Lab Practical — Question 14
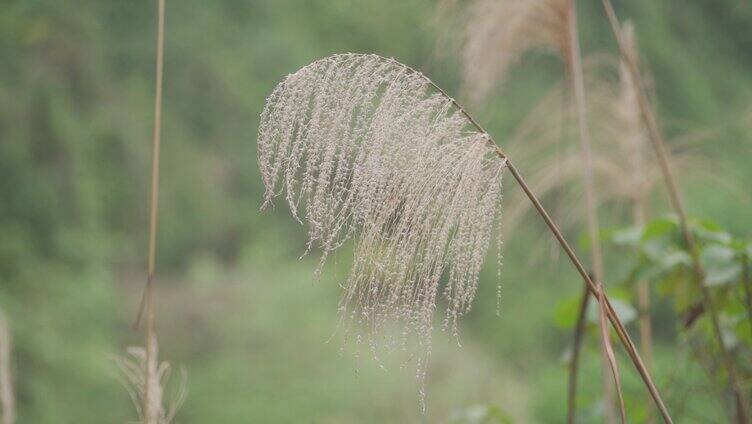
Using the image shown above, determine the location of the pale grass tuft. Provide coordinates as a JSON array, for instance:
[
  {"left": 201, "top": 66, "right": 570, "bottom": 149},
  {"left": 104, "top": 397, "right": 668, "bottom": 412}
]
[
  {"left": 114, "top": 335, "right": 186, "bottom": 424},
  {"left": 258, "top": 53, "right": 507, "bottom": 398},
  {"left": 501, "top": 55, "right": 723, "bottom": 239},
  {"left": 461, "top": 0, "right": 569, "bottom": 104}
]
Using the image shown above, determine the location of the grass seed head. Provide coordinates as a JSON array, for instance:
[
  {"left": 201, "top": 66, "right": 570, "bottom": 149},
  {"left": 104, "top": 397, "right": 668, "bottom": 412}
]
[{"left": 258, "top": 53, "right": 507, "bottom": 400}]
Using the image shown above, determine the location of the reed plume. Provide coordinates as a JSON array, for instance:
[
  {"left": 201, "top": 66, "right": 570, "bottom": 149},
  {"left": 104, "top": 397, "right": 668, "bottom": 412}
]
[
  {"left": 258, "top": 53, "right": 671, "bottom": 421},
  {"left": 259, "top": 53, "right": 506, "bottom": 396},
  {"left": 461, "top": 0, "right": 569, "bottom": 105}
]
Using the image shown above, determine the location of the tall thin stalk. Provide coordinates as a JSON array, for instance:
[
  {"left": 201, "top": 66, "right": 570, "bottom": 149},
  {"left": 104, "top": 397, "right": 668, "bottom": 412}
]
[
  {"left": 633, "top": 177, "right": 656, "bottom": 421},
  {"left": 137, "top": 0, "right": 166, "bottom": 423},
  {"left": 742, "top": 254, "right": 752, "bottom": 350},
  {"left": 619, "top": 24, "right": 655, "bottom": 417},
  {"left": 566, "top": 0, "right": 603, "bottom": 288},
  {"left": 565, "top": 1, "right": 615, "bottom": 421},
  {"left": 600, "top": 2, "right": 749, "bottom": 422},
  {"left": 566, "top": 285, "right": 589, "bottom": 424},
  {"left": 597, "top": 283, "right": 627, "bottom": 424}
]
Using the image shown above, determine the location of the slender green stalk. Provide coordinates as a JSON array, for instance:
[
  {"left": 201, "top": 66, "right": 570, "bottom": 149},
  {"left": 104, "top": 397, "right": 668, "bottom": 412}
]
[
  {"left": 633, "top": 195, "right": 655, "bottom": 422},
  {"left": 566, "top": 1, "right": 614, "bottom": 421},
  {"left": 742, "top": 255, "right": 752, "bottom": 346},
  {"left": 141, "top": 0, "right": 165, "bottom": 423},
  {"left": 567, "top": 0, "right": 604, "bottom": 285},
  {"left": 566, "top": 285, "right": 589, "bottom": 424},
  {"left": 600, "top": 2, "right": 749, "bottom": 421}
]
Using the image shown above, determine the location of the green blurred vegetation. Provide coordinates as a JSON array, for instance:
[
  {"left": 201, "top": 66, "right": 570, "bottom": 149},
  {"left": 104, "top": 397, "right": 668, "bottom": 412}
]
[{"left": 1, "top": 0, "right": 751, "bottom": 422}]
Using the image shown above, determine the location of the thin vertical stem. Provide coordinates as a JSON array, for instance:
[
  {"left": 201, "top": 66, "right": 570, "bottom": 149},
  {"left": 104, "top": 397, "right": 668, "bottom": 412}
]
[
  {"left": 634, "top": 196, "right": 656, "bottom": 421},
  {"left": 566, "top": 1, "right": 614, "bottom": 421},
  {"left": 567, "top": 0, "right": 604, "bottom": 285},
  {"left": 142, "top": 0, "right": 165, "bottom": 423},
  {"left": 501, "top": 156, "right": 673, "bottom": 424},
  {"left": 567, "top": 285, "right": 589, "bottom": 424},
  {"left": 742, "top": 255, "right": 752, "bottom": 346},
  {"left": 600, "top": 2, "right": 749, "bottom": 421}
]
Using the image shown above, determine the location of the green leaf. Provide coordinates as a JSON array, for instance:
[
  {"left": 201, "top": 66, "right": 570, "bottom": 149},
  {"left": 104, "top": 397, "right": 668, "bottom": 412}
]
[
  {"left": 611, "top": 226, "right": 642, "bottom": 248},
  {"left": 657, "top": 270, "right": 698, "bottom": 312},
  {"left": 607, "top": 298, "right": 637, "bottom": 325},
  {"left": 641, "top": 217, "right": 678, "bottom": 241},
  {"left": 701, "top": 244, "right": 741, "bottom": 286},
  {"left": 634, "top": 250, "right": 690, "bottom": 283},
  {"left": 692, "top": 218, "right": 733, "bottom": 244},
  {"left": 641, "top": 238, "right": 682, "bottom": 262},
  {"left": 584, "top": 296, "right": 636, "bottom": 326},
  {"left": 662, "top": 251, "right": 693, "bottom": 269},
  {"left": 554, "top": 295, "right": 584, "bottom": 329}
]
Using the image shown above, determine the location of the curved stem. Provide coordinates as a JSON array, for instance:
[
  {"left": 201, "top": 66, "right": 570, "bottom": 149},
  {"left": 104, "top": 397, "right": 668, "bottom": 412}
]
[
  {"left": 403, "top": 56, "right": 672, "bottom": 423},
  {"left": 503, "top": 158, "right": 673, "bottom": 424}
]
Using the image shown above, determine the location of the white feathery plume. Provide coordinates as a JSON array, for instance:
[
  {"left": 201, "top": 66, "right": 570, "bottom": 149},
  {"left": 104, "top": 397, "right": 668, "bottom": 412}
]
[
  {"left": 461, "top": 0, "right": 569, "bottom": 104},
  {"left": 258, "top": 53, "right": 507, "bottom": 400}
]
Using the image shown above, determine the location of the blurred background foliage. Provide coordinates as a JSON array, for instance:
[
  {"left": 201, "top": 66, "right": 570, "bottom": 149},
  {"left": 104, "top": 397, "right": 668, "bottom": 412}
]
[{"left": 1, "top": 0, "right": 751, "bottom": 422}]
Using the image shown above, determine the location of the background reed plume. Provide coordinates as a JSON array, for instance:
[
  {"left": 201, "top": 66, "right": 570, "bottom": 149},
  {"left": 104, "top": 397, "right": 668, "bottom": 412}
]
[
  {"left": 453, "top": 1, "right": 616, "bottom": 419},
  {"left": 259, "top": 53, "right": 506, "bottom": 399},
  {"left": 460, "top": 0, "right": 569, "bottom": 105}
]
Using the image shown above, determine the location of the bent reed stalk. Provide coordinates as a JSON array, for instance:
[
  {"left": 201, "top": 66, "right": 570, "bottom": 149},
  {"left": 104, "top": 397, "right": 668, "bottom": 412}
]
[
  {"left": 600, "top": 2, "right": 749, "bottom": 422},
  {"left": 597, "top": 283, "right": 627, "bottom": 424},
  {"left": 258, "top": 53, "right": 672, "bottom": 422}
]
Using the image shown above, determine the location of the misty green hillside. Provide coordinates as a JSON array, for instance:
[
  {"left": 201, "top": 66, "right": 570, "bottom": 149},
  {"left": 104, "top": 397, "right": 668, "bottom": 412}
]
[{"left": 1, "top": 1, "right": 751, "bottom": 422}]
